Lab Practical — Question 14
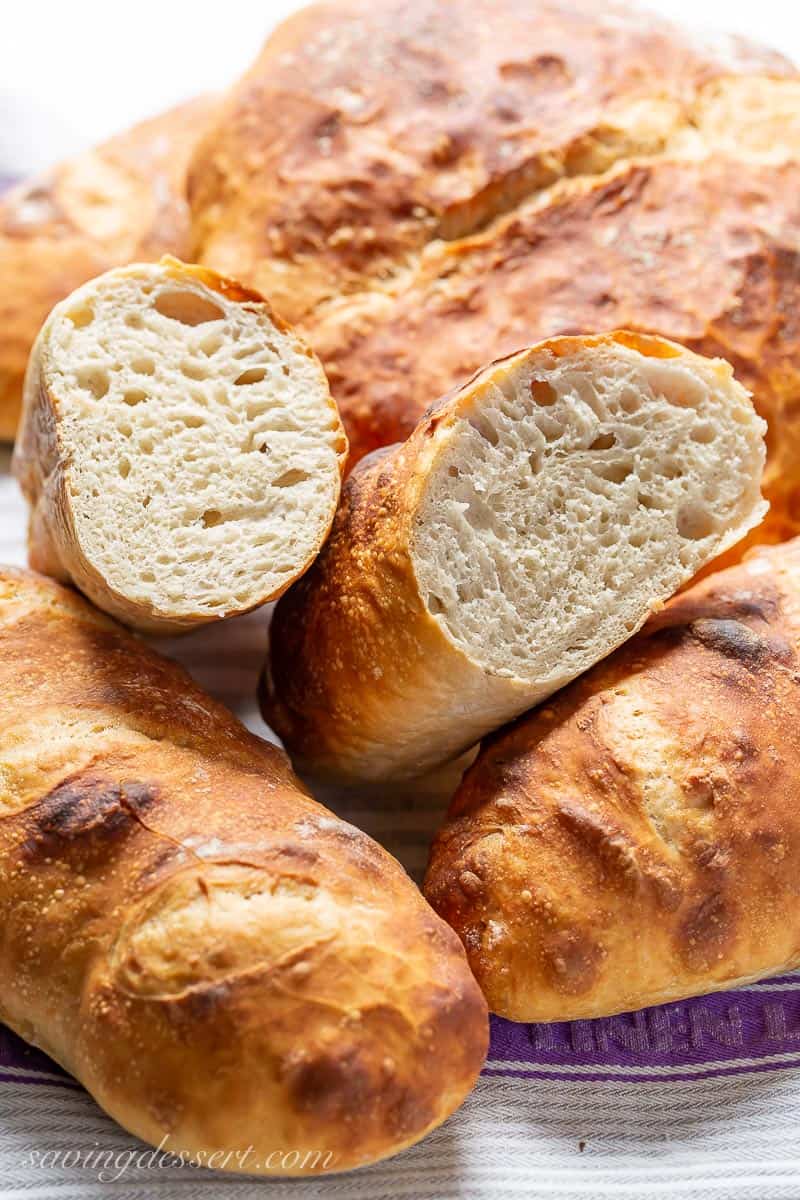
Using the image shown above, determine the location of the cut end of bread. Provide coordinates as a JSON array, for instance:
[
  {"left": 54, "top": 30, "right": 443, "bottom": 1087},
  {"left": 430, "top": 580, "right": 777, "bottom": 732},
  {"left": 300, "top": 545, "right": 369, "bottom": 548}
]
[
  {"left": 411, "top": 332, "right": 767, "bottom": 687},
  {"left": 23, "top": 259, "right": 347, "bottom": 631}
]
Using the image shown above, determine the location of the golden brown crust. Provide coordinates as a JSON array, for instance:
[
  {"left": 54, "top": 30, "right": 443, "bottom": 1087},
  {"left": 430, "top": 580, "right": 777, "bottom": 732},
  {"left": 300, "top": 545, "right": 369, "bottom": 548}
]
[
  {"left": 0, "top": 96, "right": 216, "bottom": 441},
  {"left": 263, "top": 331, "right": 765, "bottom": 782},
  {"left": 424, "top": 538, "right": 800, "bottom": 1021},
  {"left": 311, "top": 154, "right": 800, "bottom": 555},
  {"left": 0, "top": 567, "right": 487, "bottom": 1172},
  {"left": 188, "top": 0, "right": 794, "bottom": 325}
]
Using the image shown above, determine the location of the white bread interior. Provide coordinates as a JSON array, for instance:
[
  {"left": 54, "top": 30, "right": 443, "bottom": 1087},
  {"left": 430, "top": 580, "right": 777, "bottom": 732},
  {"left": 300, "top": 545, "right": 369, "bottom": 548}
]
[
  {"left": 19, "top": 261, "right": 346, "bottom": 631},
  {"left": 412, "top": 336, "right": 768, "bottom": 690}
]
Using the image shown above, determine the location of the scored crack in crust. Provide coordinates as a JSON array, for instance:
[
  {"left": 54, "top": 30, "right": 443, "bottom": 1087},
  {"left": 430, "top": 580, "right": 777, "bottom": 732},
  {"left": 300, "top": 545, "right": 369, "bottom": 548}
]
[{"left": 188, "top": 0, "right": 800, "bottom": 555}]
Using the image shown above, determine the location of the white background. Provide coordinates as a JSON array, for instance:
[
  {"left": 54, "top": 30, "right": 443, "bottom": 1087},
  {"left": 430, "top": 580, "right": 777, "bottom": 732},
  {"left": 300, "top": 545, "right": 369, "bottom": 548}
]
[{"left": 3, "top": 0, "right": 800, "bottom": 175}]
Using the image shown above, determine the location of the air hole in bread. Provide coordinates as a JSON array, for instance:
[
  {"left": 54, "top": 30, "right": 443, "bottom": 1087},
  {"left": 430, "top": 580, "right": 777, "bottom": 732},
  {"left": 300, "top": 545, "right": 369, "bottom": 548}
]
[
  {"left": 235, "top": 367, "right": 268, "bottom": 386},
  {"left": 154, "top": 290, "right": 225, "bottom": 326},
  {"left": 132, "top": 357, "right": 155, "bottom": 376},
  {"left": 537, "top": 414, "right": 562, "bottom": 442},
  {"left": 593, "top": 459, "right": 633, "bottom": 484},
  {"left": 691, "top": 422, "right": 715, "bottom": 444},
  {"left": 181, "top": 360, "right": 208, "bottom": 381},
  {"left": 677, "top": 502, "right": 714, "bottom": 539},
  {"left": 273, "top": 469, "right": 310, "bottom": 488},
  {"left": 123, "top": 389, "right": 147, "bottom": 407},
  {"left": 590, "top": 432, "right": 617, "bottom": 450},
  {"left": 530, "top": 380, "right": 557, "bottom": 406},
  {"left": 67, "top": 305, "right": 94, "bottom": 329},
  {"left": 118, "top": 458, "right": 131, "bottom": 479},
  {"left": 76, "top": 367, "right": 109, "bottom": 400},
  {"left": 202, "top": 509, "right": 223, "bottom": 528},
  {"left": 199, "top": 333, "right": 224, "bottom": 357},
  {"left": 469, "top": 415, "right": 499, "bottom": 446},
  {"left": 620, "top": 391, "right": 642, "bottom": 414}
]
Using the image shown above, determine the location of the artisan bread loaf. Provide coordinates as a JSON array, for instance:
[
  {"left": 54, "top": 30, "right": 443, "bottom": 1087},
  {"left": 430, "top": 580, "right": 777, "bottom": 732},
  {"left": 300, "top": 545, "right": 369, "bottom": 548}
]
[
  {"left": 186, "top": 0, "right": 800, "bottom": 564},
  {"left": 0, "top": 566, "right": 487, "bottom": 1173},
  {"left": 263, "top": 332, "right": 766, "bottom": 782},
  {"left": 425, "top": 538, "right": 800, "bottom": 1021},
  {"left": 188, "top": 0, "right": 793, "bottom": 325},
  {"left": 310, "top": 155, "right": 800, "bottom": 561},
  {"left": 0, "top": 96, "right": 215, "bottom": 441},
  {"left": 13, "top": 258, "right": 347, "bottom": 634}
]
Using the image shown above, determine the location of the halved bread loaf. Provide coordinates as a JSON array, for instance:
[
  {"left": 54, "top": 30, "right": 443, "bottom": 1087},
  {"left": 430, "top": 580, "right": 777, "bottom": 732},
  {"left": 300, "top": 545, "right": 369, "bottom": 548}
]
[
  {"left": 424, "top": 538, "right": 800, "bottom": 1020},
  {"left": 264, "top": 332, "right": 767, "bottom": 782},
  {"left": 13, "top": 258, "right": 347, "bottom": 634}
]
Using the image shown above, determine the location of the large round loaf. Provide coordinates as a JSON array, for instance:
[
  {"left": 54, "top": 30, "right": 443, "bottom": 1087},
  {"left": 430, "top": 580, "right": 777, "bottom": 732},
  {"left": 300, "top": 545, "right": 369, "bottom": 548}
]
[
  {"left": 264, "top": 332, "right": 766, "bottom": 782},
  {"left": 425, "top": 538, "right": 800, "bottom": 1021},
  {"left": 187, "top": 0, "right": 800, "bottom": 556},
  {"left": 0, "top": 567, "right": 487, "bottom": 1174}
]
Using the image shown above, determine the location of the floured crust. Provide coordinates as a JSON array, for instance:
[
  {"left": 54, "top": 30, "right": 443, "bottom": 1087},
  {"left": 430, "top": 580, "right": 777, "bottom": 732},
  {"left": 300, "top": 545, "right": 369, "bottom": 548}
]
[
  {"left": 0, "top": 96, "right": 216, "bottom": 441},
  {"left": 0, "top": 566, "right": 488, "bottom": 1173},
  {"left": 424, "top": 537, "right": 800, "bottom": 1020}
]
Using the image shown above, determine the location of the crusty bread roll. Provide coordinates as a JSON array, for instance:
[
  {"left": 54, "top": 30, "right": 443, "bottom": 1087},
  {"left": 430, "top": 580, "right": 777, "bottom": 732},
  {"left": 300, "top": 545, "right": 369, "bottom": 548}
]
[
  {"left": 0, "top": 566, "right": 487, "bottom": 1174},
  {"left": 425, "top": 537, "right": 800, "bottom": 1021},
  {"left": 0, "top": 96, "right": 215, "bottom": 441},
  {"left": 13, "top": 258, "right": 347, "bottom": 635},
  {"left": 263, "top": 332, "right": 767, "bottom": 782}
]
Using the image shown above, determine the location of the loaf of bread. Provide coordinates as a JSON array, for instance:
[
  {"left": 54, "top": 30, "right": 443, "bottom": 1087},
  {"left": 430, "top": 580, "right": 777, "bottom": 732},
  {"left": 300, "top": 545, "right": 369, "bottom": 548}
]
[
  {"left": 0, "top": 566, "right": 487, "bottom": 1173},
  {"left": 311, "top": 155, "right": 800, "bottom": 562},
  {"left": 425, "top": 538, "right": 800, "bottom": 1021},
  {"left": 186, "top": 0, "right": 800, "bottom": 558},
  {"left": 13, "top": 258, "right": 347, "bottom": 634},
  {"left": 0, "top": 96, "right": 215, "bottom": 441},
  {"left": 263, "top": 332, "right": 766, "bottom": 782},
  {"left": 188, "top": 0, "right": 793, "bottom": 326}
]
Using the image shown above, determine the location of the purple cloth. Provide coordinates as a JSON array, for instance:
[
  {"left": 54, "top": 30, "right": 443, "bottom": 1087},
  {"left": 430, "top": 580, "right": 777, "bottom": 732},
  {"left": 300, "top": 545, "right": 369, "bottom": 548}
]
[{"left": 4, "top": 975, "right": 800, "bottom": 1089}]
